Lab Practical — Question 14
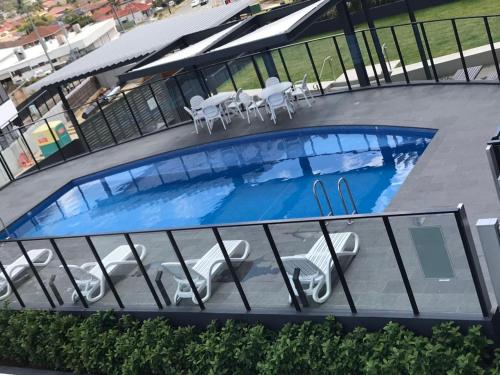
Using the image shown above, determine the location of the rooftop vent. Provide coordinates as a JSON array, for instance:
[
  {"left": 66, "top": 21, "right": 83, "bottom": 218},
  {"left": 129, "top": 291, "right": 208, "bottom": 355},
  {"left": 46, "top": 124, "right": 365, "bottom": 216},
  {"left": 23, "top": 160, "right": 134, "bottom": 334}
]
[{"left": 13, "top": 47, "right": 25, "bottom": 61}]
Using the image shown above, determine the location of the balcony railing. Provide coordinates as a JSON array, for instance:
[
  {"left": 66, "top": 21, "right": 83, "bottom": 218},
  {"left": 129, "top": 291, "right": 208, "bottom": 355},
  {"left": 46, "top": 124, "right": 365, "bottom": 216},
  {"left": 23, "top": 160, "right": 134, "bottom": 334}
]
[
  {"left": 1, "top": 14, "right": 500, "bottom": 190},
  {"left": 0, "top": 204, "right": 491, "bottom": 320}
]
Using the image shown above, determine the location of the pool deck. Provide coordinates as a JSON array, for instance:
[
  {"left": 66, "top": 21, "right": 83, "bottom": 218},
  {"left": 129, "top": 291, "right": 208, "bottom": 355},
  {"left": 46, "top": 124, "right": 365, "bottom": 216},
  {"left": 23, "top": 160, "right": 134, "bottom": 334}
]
[
  {"left": 1, "top": 84, "right": 500, "bottom": 314},
  {"left": 2, "top": 84, "right": 499, "bottom": 235}
]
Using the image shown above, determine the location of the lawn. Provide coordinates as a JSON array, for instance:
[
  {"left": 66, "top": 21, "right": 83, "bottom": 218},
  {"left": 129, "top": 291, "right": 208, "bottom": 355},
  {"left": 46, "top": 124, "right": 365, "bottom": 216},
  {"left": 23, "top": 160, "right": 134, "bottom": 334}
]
[{"left": 215, "top": 0, "right": 500, "bottom": 91}]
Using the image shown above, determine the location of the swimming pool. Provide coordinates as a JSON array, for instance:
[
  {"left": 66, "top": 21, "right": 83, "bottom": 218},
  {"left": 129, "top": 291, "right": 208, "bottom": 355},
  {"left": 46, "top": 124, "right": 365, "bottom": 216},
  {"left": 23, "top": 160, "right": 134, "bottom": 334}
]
[{"left": 6, "top": 126, "right": 435, "bottom": 238}]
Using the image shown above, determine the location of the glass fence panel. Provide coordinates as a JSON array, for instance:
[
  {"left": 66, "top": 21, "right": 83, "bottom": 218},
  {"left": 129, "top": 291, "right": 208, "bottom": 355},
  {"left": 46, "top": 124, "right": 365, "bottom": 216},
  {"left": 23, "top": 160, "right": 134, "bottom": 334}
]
[
  {"left": 203, "top": 64, "right": 235, "bottom": 94},
  {"left": 56, "top": 237, "right": 118, "bottom": 309},
  {"left": 267, "top": 221, "right": 351, "bottom": 312},
  {"left": 0, "top": 160, "right": 10, "bottom": 188},
  {"left": 308, "top": 38, "right": 342, "bottom": 94},
  {"left": 332, "top": 35, "right": 358, "bottom": 89},
  {"left": 279, "top": 44, "right": 315, "bottom": 85},
  {"left": 21, "top": 239, "right": 75, "bottom": 307},
  {"left": 75, "top": 101, "right": 117, "bottom": 152},
  {"left": 485, "top": 15, "right": 500, "bottom": 81},
  {"left": 124, "top": 86, "right": 166, "bottom": 135},
  {"left": 369, "top": 26, "right": 406, "bottom": 84},
  {"left": 169, "top": 228, "right": 246, "bottom": 311},
  {"left": 127, "top": 232, "right": 183, "bottom": 310},
  {"left": 324, "top": 217, "right": 412, "bottom": 313},
  {"left": 228, "top": 57, "right": 262, "bottom": 91},
  {"left": 43, "top": 111, "right": 86, "bottom": 162},
  {"left": 99, "top": 92, "right": 141, "bottom": 142},
  {"left": 455, "top": 18, "right": 490, "bottom": 80},
  {"left": 177, "top": 71, "right": 207, "bottom": 105},
  {"left": 389, "top": 213, "right": 482, "bottom": 315},
  {"left": 218, "top": 225, "right": 290, "bottom": 310},
  {"left": 1, "top": 123, "right": 40, "bottom": 178},
  {"left": 0, "top": 241, "right": 52, "bottom": 308},
  {"left": 150, "top": 79, "right": 186, "bottom": 126},
  {"left": 89, "top": 234, "right": 156, "bottom": 308}
]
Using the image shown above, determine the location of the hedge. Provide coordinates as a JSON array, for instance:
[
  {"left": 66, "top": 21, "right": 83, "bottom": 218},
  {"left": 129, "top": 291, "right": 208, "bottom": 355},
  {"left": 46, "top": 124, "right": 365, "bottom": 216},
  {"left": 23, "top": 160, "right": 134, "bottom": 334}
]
[{"left": 1, "top": 309, "right": 500, "bottom": 374}]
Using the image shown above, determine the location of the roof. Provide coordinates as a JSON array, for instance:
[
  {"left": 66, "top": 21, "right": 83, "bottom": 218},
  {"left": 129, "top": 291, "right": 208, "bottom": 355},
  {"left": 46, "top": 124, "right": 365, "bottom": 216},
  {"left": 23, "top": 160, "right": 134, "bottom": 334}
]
[
  {"left": 93, "top": 2, "right": 152, "bottom": 21},
  {"left": 121, "top": 0, "right": 333, "bottom": 81},
  {"left": 30, "top": 0, "right": 251, "bottom": 90},
  {"left": 15, "top": 25, "right": 63, "bottom": 47},
  {"left": 48, "top": 5, "right": 74, "bottom": 16}
]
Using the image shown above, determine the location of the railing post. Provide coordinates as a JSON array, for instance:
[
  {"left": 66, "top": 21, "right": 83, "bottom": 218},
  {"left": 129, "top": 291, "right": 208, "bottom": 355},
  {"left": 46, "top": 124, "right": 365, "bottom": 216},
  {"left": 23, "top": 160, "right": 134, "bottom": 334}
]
[
  {"left": 305, "top": 42, "right": 324, "bottom": 95},
  {"left": 382, "top": 216, "right": 419, "bottom": 315},
  {"left": 361, "top": 30, "right": 380, "bottom": 86},
  {"left": 391, "top": 26, "right": 410, "bottom": 84},
  {"left": 224, "top": 62, "right": 238, "bottom": 92},
  {"left": 43, "top": 119, "right": 66, "bottom": 161},
  {"left": 483, "top": 17, "right": 500, "bottom": 83},
  {"left": 50, "top": 238, "right": 88, "bottom": 308},
  {"left": 57, "top": 86, "right": 89, "bottom": 152},
  {"left": 319, "top": 220, "right": 357, "bottom": 313},
  {"left": 333, "top": 36, "right": 352, "bottom": 90},
  {"left": 85, "top": 236, "right": 124, "bottom": 308},
  {"left": 17, "top": 241, "right": 56, "bottom": 308},
  {"left": 173, "top": 76, "right": 189, "bottom": 108},
  {"left": 212, "top": 228, "right": 251, "bottom": 311},
  {"left": 121, "top": 92, "right": 143, "bottom": 136},
  {"left": 292, "top": 268, "right": 309, "bottom": 307},
  {"left": 0, "top": 257, "right": 24, "bottom": 307},
  {"left": 263, "top": 224, "right": 301, "bottom": 312},
  {"left": 277, "top": 49, "right": 292, "bottom": 82},
  {"left": 0, "top": 153, "right": 14, "bottom": 181},
  {"left": 49, "top": 275, "right": 64, "bottom": 306},
  {"left": 165, "top": 230, "right": 205, "bottom": 310},
  {"left": 455, "top": 205, "right": 491, "bottom": 317},
  {"left": 96, "top": 101, "right": 118, "bottom": 144},
  {"left": 18, "top": 126, "right": 40, "bottom": 171},
  {"left": 124, "top": 233, "right": 163, "bottom": 309},
  {"left": 419, "top": 22, "right": 439, "bottom": 82},
  {"left": 251, "top": 56, "right": 265, "bottom": 88},
  {"left": 403, "top": 0, "right": 431, "bottom": 80},
  {"left": 155, "top": 270, "right": 171, "bottom": 306},
  {"left": 451, "top": 19, "right": 469, "bottom": 82}
]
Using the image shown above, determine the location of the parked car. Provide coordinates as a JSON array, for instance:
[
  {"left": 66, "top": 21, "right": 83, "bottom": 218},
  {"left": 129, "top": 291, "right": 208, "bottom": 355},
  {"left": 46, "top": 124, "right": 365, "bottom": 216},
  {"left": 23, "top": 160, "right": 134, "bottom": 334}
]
[
  {"left": 168, "top": 0, "right": 175, "bottom": 6},
  {"left": 200, "top": 0, "right": 209, "bottom": 5},
  {"left": 191, "top": 0, "right": 200, "bottom": 7}
]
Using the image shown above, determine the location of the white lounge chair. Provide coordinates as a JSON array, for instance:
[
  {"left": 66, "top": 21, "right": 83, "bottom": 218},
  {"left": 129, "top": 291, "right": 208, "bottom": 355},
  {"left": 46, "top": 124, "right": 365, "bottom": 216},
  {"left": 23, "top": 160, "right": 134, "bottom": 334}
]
[
  {"left": 65, "top": 244, "right": 146, "bottom": 303},
  {"left": 184, "top": 106, "right": 204, "bottom": 134},
  {"left": 240, "top": 92, "right": 264, "bottom": 124},
  {"left": 162, "top": 240, "right": 250, "bottom": 305},
  {"left": 281, "top": 232, "right": 359, "bottom": 304},
  {"left": 225, "top": 88, "right": 244, "bottom": 119},
  {"left": 0, "top": 249, "right": 53, "bottom": 301},
  {"left": 201, "top": 105, "right": 226, "bottom": 135}
]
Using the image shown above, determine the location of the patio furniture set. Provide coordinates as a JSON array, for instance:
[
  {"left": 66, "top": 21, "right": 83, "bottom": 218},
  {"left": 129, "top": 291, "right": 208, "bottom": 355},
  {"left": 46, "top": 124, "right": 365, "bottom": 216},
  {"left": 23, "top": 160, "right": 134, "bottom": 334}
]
[
  {"left": 0, "top": 230, "right": 359, "bottom": 306},
  {"left": 184, "top": 74, "right": 315, "bottom": 134}
]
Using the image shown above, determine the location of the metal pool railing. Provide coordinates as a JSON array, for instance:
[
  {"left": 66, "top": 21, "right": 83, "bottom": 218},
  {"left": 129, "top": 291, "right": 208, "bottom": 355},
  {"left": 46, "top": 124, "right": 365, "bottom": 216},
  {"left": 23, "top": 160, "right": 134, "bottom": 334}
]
[
  {"left": 2, "top": 14, "right": 500, "bottom": 190},
  {"left": 0, "top": 204, "right": 491, "bottom": 321}
]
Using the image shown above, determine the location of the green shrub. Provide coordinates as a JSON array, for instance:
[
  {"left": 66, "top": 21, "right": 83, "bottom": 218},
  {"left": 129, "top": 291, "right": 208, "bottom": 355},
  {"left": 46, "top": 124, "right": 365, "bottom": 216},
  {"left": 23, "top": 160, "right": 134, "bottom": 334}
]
[{"left": 0, "top": 309, "right": 496, "bottom": 375}]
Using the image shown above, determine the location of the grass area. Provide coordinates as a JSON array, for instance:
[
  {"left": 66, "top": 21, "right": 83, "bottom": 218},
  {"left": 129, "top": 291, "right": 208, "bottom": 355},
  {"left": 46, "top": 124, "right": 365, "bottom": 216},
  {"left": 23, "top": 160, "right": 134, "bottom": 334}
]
[{"left": 216, "top": 0, "right": 500, "bottom": 91}]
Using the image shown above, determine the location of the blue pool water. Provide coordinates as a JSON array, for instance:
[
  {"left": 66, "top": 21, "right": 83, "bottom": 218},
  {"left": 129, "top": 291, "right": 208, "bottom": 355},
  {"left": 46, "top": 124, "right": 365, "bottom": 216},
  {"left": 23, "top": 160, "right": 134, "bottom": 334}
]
[{"left": 7, "top": 126, "right": 435, "bottom": 238}]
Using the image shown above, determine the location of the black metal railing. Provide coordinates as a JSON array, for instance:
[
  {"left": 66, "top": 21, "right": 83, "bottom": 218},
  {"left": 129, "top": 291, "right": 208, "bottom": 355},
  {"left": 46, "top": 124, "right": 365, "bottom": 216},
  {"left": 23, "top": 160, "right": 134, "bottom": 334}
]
[
  {"left": 486, "top": 130, "right": 500, "bottom": 201},
  {"left": 0, "top": 205, "right": 491, "bottom": 318},
  {"left": 1, "top": 14, "right": 500, "bottom": 190}
]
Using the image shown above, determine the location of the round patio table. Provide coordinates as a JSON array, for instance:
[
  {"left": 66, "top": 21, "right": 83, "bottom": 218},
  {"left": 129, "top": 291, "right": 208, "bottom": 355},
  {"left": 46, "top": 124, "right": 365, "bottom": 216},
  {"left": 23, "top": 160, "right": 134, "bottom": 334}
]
[
  {"left": 202, "top": 91, "right": 235, "bottom": 123},
  {"left": 259, "top": 82, "right": 292, "bottom": 100}
]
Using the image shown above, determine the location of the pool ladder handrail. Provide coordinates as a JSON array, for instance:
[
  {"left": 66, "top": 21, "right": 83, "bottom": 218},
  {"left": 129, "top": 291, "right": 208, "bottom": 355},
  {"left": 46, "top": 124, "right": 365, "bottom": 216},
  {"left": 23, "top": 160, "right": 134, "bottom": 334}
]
[
  {"left": 337, "top": 177, "right": 358, "bottom": 216},
  {"left": 313, "top": 177, "right": 358, "bottom": 220},
  {"left": 312, "top": 179, "right": 334, "bottom": 216}
]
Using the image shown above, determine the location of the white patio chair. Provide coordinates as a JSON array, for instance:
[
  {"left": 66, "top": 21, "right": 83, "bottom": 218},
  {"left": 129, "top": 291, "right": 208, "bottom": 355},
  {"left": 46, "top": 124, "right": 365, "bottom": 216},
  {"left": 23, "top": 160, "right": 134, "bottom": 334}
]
[
  {"left": 240, "top": 92, "right": 264, "bottom": 124},
  {"left": 225, "top": 88, "right": 244, "bottom": 119},
  {"left": 184, "top": 106, "right": 204, "bottom": 134},
  {"left": 266, "top": 92, "right": 294, "bottom": 124},
  {"left": 202, "top": 105, "right": 226, "bottom": 135},
  {"left": 189, "top": 95, "right": 204, "bottom": 112},
  {"left": 0, "top": 249, "right": 53, "bottom": 301},
  {"left": 265, "top": 76, "right": 280, "bottom": 87},
  {"left": 162, "top": 240, "right": 250, "bottom": 305},
  {"left": 290, "top": 74, "right": 314, "bottom": 107},
  {"left": 281, "top": 232, "right": 359, "bottom": 304},
  {"left": 64, "top": 244, "right": 146, "bottom": 303}
]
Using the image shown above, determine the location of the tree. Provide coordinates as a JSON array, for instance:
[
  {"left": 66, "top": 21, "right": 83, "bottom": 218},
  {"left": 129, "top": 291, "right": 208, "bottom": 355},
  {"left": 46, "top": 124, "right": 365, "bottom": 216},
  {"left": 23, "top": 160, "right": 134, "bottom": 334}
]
[
  {"left": 62, "top": 10, "right": 93, "bottom": 26},
  {"left": 16, "top": 14, "right": 55, "bottom": 34}
]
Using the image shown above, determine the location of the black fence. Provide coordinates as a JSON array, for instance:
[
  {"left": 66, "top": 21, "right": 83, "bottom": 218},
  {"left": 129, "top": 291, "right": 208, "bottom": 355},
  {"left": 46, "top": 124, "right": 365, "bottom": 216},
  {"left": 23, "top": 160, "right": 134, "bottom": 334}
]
[
  {"left": 1, "top": 14, "right": 500, "bottom": 189},
  {"left": 0, "top": 204, "right": 492, "bottom": 321}
]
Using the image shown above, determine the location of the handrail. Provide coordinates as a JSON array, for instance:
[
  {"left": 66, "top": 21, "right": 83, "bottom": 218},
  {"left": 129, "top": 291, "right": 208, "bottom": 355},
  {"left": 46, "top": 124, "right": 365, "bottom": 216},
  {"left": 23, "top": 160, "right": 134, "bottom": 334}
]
[
  {"left": 313, "top": 179, "right": 334, "bottom": 216},
  {"left": 337, "top": 177, "right": 358, "bottom": 216}
]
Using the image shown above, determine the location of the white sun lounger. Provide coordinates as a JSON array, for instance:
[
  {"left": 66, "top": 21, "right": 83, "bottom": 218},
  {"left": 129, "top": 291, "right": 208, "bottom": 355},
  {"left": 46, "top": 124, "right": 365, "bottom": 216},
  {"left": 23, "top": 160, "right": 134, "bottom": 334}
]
[
  {"left": 281, "top": 232, "right": 359, "bottom": 304},
  {"left": 162, "top": 240, "right": 250, "bottom": 305},
  {"left": 0, "top": 249, "right": 53, "bottom": 301},
  {"left": 65, "top": 244, "right": 146, "bottom": 303}
]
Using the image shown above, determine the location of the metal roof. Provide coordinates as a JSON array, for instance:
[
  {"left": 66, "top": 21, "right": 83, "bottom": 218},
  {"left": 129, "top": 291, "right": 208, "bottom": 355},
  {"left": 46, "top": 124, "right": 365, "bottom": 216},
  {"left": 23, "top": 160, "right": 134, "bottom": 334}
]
[
  {"left": 120, "top": 0, "right": 335, "bottom": 81},
  {"left": 30, "top": 0, "right": 250, "bottom": 90}
]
